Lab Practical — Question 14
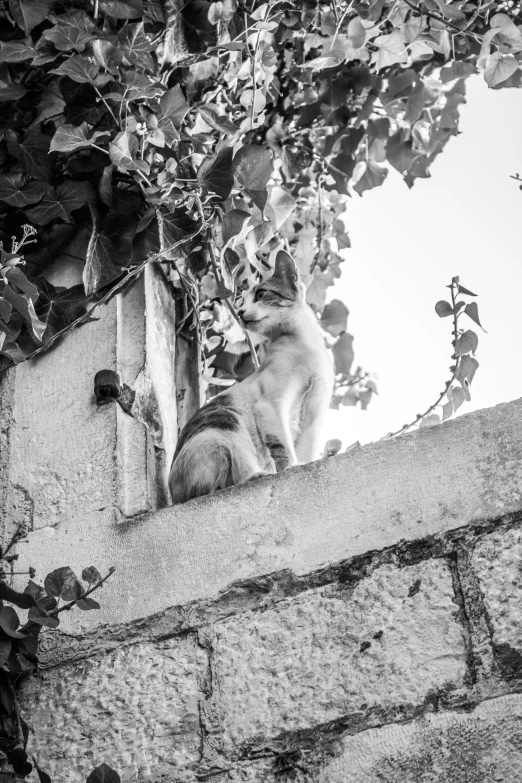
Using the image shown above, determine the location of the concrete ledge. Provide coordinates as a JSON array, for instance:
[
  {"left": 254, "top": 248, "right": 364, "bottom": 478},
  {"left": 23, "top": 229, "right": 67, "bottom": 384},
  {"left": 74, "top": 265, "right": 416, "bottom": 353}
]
[{"left": 14, "top": 398, "right": 522, "bottom": 632}]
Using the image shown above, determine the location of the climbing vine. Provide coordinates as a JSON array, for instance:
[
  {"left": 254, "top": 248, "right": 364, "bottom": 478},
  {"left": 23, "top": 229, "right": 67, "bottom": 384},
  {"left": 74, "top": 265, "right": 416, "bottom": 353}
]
[{"left": 0, "top": 0, "right": 520, "bottom": 414}]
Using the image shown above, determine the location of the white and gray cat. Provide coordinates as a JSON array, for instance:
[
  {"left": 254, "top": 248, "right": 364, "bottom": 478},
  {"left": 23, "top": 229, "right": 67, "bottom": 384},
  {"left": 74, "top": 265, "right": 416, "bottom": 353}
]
[{"left": 168, "top": 250, "right": 333, "bottom": 504}]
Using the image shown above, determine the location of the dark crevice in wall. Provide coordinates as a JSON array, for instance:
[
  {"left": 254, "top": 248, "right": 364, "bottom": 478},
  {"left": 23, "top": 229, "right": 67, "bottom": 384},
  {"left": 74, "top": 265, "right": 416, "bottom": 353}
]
[{"left": 36, "top": 510, "right": 522, "bottom": 673}]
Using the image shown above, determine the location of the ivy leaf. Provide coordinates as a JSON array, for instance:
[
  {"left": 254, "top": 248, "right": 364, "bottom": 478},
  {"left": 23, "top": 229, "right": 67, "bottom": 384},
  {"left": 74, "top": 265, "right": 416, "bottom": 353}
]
[
  {"left": 447, "top": 384, "right": 466, "bottom": 411},
  {"left": 92, "top": 40, "right": 123, "bottom": 71},
  {"left": 86, "top": 763, "right": 121, "bottom": 783},
  {"left": 332, "top": 332, "right": 354, "bottom": 375},
  {"left": 52, "top": 55, "right": 100, "bottom": 83},
  {"left": 0, "top": 639, "right": 12, "bottom": 667},
  {"left": 4, "top": 267, "right": 39, "bottom": 301},
  {"left": 76, "top": 597, "right": 101, "bottom": 610},
  {"left": 159, "top": 84, "right": 190, "bottom": 128},
  {"left": 98, "top": 0, "right": 143, "bottom": 19},
  {"left": 265, "top": 187, "right": 296, "bottom": 230},
  {"left": 32, "top": 758, "right": 52, "bottom": 783},
  {"left": 0, "top": 66, "right": 27, "bottom": 101},
  {"left": 2, "top": 285, "right": 46, "bottom": 341},
  {"left": 82, "top": 565, "right": 102, "bottom": 583},
  {"left": 232, "top": 145, "right": 274, "bottom": 211},
  {"left": 435, "top": 300, "right": 453, "bottom": 317},
  {"left": 353, "top": 160, "right": 388, "bottom": 195},
  {"left": 34, "top": 279, "right": 87, "bottom": 340},
  {"left": 50, "top": 122, "right": 106, "bottom": 153},
  {"left": 198, "top": 105, "right": 239, "bottom": 136},
  {"left": 8, "top": 0, "right": 54, "bottom": 33},
  {"left": 197, "top": 146, "right": 234, "bottom": 201},
  {"left": 222, "top": 209, "right": 251, "bottom": 244},
  {"left": 457, "top": 283, "right": 477, "bottom": 296},
  {"left": 371, "top": 29, "right": 408, "bottom": 70},
  {"left": 320, "top": 299, "right": 349, "bottom": 337},
  {"left": 84, "top": 211, "right": 136, "bottom": 295},
  {"left": 57, "top": 180, "right": 97, "bottom": 214},
  {"left": 118, "top": 22, "right": 154, "bottom": 72},
  {"left": 25, "top": 184, "right": 69, "bottom": 225},
  {"left": 42, "top": 11, "right": 96, "bottom": 52},
  {"left": 456, "top": 354, "right": 479, "bottom": 386},
  {"left": 440, "top": 61, "right": 477, "bottom": 83},
  {"left": 464, "top": 302, "right": 485, "bottom": 330},
  {"left": 0, "top": 37, "right": 34, "bottom": 62},
  {"left": 6, "top": 129, "right": 54, "bottom": 180},
  {"left": 484, "top": 52, "right": 519, "bottom": 88},
  {"left": 44, "top": 566, "right": 83, "bottom": 601},
  {"left": 455, "top": 329, "right": 478, "bottom": 356},
  {"left": 0, "top": 175, "right": 46, "bottom": 208},
  {"left": 0, "top": 606, "right": 25, "bottom": 639},
  {"left": 109, "top": 130, "right": 149, "bottom": 173},
  {"left": 27, "top": 605, "right": 60, "bottom": 628}
]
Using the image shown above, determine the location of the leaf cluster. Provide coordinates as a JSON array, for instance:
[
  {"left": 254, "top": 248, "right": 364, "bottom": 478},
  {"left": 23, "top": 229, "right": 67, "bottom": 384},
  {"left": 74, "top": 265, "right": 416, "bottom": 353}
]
[
  {"left": 0, "top": 0, "right": 517, "bottom": 387},
  {"left": 0, "top": 533, "right": 113, "bottom": 781}
]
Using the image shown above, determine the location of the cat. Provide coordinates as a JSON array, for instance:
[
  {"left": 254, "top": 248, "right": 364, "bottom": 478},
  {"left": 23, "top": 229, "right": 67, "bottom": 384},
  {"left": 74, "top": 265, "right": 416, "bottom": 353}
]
[{"left": 168, "top": 250, "right": 334, "bottom": 504}]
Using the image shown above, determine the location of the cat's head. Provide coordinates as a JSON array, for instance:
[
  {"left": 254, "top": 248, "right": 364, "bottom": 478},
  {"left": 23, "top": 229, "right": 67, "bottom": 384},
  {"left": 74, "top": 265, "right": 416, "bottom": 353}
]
[{"left": 237, "top": 250, "right": 304, "bottom": 337}]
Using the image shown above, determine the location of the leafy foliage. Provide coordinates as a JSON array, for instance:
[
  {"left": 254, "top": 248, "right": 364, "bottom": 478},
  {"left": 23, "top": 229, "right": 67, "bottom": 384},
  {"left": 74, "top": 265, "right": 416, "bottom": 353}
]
[
  {"left": 0, "top": 1, "right": 517, "bottom": 391},
  {"left": 0, "top": 526, "right": 114, "bottom": 780}
]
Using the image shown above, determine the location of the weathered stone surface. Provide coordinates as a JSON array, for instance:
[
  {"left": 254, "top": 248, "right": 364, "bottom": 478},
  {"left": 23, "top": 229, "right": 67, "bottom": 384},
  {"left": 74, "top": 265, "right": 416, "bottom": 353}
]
[
  {"left": 20, "top": 637, "right": 206, "bottom": 782},
  {"left": 318, "top": 693, "right": 522, "bottom": 782},
  {"left": 14, "top": 398, "right": 522, "bottom": 633},
  {"left": 212, "top": 559, "right": 467, "bottom": 752},
  {"left": 472, "top": 524, "right": 522, "bottom": 676}
]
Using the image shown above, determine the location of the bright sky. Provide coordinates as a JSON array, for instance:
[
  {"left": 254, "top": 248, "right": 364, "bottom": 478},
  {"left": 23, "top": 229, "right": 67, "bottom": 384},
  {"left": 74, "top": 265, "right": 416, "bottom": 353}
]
[{"left": 323, "top": 75, "right": 522, "bottom": 448}]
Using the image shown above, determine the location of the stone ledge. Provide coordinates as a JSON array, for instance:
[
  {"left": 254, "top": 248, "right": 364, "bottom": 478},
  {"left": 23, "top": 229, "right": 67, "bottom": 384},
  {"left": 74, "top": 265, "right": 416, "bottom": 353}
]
[{"left": 14, "top": 398, "right": 522, "bottom": 633}]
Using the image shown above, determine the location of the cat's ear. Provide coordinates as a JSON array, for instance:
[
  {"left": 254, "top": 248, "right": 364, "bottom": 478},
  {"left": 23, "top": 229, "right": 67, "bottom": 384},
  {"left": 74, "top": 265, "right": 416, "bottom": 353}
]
[{"left": 271, "top": 250, "right": 299, "bottom": 297}]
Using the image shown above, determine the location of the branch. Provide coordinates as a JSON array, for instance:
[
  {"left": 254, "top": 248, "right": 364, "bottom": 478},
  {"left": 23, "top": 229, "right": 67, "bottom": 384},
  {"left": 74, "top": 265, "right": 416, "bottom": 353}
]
[
  {"left": 0, "top": 226, "right": 205, "bottom": 377},
  {"left": 50, "top": 566, "right": 115, "bottom": 617},
  {"left": 385, "top": 278, "right": 461, "bottom": 439}
]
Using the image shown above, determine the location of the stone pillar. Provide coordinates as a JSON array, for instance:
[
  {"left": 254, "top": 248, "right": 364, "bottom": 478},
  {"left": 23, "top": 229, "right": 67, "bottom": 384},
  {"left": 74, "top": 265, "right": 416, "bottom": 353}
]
[{"left": 0, "top": 260, "right": 178, "bottom": 536}]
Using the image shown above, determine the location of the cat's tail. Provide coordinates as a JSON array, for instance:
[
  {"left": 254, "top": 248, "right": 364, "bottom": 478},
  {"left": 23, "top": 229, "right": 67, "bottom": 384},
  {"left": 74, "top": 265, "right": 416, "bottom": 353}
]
[{"left": 168, "top": 428, "right": 269, "bottom": 504}]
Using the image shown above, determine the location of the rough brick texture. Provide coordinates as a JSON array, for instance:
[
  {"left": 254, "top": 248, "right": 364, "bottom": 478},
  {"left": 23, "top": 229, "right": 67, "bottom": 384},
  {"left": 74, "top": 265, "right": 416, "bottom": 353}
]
[
  {"left": 319, "top": 693, "right": 522, "bottom": 783},
  {"left": 212, "top": 559, "right": 467, "bottom": 752},
  {"left": 472, "top": 525, "right": 522, "bottom": 677},
  {"left": 20, "top": 638, "right": 206, "bottom": 783}
]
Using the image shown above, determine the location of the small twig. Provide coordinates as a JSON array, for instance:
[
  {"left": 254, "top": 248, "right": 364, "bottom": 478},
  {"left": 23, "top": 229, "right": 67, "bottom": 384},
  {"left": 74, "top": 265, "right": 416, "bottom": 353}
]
[
  {"left": 244, "top": 11, "right": 262, "bottom": 130},
  {"left": 93, "top": 0, "right": 99, "bottom": 19},
  {"left": 49, "top": 566, "right": 115, "bottom": 617},
  {"left": 385, "top": 279, "right": 461, "bottom": 438},
  {"left": 310, "top": 175, "right": 324, "bottom": 274},
  {"left": 94, "top": 86, "right": 119, "bottom": 127},
  {"left": 401, "top": 0, "right": 483, "bottom": 39},
  {"left": 0, "top": 227, "right": 205, "bottom": 377},
  {"left": 332, "top": 0, "right": 356, "bottom": 45}
]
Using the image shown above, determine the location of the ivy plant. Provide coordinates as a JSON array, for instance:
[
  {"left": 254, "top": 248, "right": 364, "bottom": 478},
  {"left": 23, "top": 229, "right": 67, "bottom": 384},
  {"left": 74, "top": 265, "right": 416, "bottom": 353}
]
[{"left": 0, "top": 0, "right": 518, "bottom": 418}]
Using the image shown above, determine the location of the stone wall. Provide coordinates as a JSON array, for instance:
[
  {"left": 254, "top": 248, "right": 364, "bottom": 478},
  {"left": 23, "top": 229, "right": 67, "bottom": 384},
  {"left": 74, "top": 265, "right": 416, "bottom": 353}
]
[{"left": 9, "top": 397, "right": 522, "bottom": 782}]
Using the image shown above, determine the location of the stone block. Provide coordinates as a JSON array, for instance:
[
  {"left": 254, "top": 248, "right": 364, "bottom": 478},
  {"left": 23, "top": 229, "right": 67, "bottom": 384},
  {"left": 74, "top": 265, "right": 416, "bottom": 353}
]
[
  {"left": 318, "top": 693, "right": 522, "bottom": 783},
  {"left": 20, "top": 636, "right": 207, "bottom": 783},
  {"left": 472, "top": 524, "right": 522, "bottom": 677},
  {"left": 212, "top": 559, "right": 467, "bottom": 752}
]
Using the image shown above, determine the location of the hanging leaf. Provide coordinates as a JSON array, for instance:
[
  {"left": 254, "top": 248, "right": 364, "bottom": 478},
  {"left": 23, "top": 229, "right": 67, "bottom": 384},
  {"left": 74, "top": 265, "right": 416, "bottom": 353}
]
[
  {"left": 109, "top": 130, "right": 149, "bottom": 173},
  {"left": 332, "top": 332, "right": 354, "bottom": 375},
  {"left": 82, "top": 565, "right": 102, "bottom": 583},
  {"left": 44, "top": 566, "right": 83, "bottom": 601},
  {"left": 464, "top": 302, "right": 485, "bottom": 330},
  {"left": 265, "top": 187, "right": 296, "bottom": 230},
  {"left": 2, "top": 285, "right": 46, "bottom": 341},
  {"left": 6, "top": 129, "right": 54, "bottom": 180},
  {"left": 34, "top": 279, "right": 87, "bottom": 340},
  {"left": 222, "top": 209, "right": 251, "bottom": 244},
  {"left": 84, "top": 212, "right": 136, "bottom": 295},
  {"left": 24, "top": 184, "right": 69, "bottom": 225},
  {"left": 456, "top": 354, "right": 479, "bottom": 386},
  {"left": 320, "top": 299, "right": 349, "bottom": 337},
  {"left": 76, "top": 597, "right": 101, "bottom": 610},
  {"left": 0, "top": 176, "right": 47, "bottom": 208},
  {"left": 198, "top": 105, "right": 239, "bottom": 136},
  {"left": 92, "top": 40, "right": 123, "bottom": 71},
  {"left": 484, "top": 53, "right": 519, "bottom": 88}
]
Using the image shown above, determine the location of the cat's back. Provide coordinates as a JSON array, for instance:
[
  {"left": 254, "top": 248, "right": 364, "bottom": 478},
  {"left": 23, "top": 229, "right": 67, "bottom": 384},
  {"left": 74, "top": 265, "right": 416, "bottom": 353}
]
[{"left": 173, "top": 392, "right": 239, "bottom": 460}]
